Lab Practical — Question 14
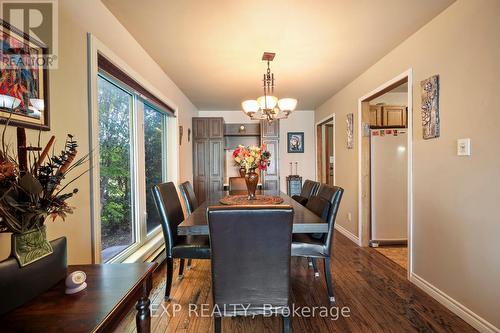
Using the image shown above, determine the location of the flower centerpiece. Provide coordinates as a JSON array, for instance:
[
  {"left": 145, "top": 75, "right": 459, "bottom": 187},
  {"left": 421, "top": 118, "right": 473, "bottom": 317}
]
[
  {"left": 0, "top": 124, "right": 88, "bottom": 266},
  {"left": 232, "top": 144, "right": 271, "bottom": 199}
]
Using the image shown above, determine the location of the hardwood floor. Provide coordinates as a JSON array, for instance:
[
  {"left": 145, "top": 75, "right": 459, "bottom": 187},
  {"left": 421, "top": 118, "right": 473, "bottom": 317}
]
[
  {"left": 374, "top": 246, "right": 408, "bottom": 270},
  {"left": 115, "top": 233, "right": 476, "bottom": 333}
]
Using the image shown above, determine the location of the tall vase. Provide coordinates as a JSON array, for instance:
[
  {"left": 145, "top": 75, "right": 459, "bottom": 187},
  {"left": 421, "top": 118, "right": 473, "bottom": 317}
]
[
  {"left": 244, "top": 168, "right": 259, "bottom": 200},
  {"left": 11, "top": 225, "right": 53, "bottom": 267},
  {"left": 239, "top": 167, "right": 246, "bottom": 178}
]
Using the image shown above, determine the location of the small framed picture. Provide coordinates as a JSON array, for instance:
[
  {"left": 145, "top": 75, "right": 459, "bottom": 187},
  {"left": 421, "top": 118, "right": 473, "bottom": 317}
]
[{"left": 287, "top": 132, "right": 304, "bottom": 153}]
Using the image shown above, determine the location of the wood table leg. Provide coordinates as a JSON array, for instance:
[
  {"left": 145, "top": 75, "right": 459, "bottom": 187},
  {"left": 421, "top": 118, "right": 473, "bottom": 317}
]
[{"left": 136, "top": 276, "right": 152, "bottom": 333}]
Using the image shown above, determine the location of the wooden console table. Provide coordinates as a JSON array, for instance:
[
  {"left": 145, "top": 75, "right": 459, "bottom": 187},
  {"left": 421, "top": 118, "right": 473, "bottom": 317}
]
[{"left": 0, "top": 262, "right": 157, "bottom": 333}]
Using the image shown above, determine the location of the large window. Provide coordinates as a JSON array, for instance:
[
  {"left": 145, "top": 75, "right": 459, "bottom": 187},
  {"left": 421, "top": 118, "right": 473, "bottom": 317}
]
[
  {"left": 97, "top": 73, "right": 169, "bottom": 263},
  {"left": 144, "top": 104, "right": 166, "bottom": 233}
]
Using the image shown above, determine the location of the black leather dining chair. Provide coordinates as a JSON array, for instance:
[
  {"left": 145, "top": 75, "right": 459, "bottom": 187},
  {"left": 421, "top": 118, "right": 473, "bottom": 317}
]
[
  {"left": 291, "top": 179, "right": 319, "bottom": 206},
  {"left": 291, "top": 184, "right": 344, "bottom": 304},
  {"left": 178, "top": 181, "right": 198, "bottom": 268},
  {"left": 152, "top": 182, "right": 211, "bottom": 300},
  {"left": 207, "top": 206, "right": 294, "bottom": 333},
  {"left": 304, "top": 195, "right": 331, "bottom": 276},
  {"left": 228, "top": 177, "right": 247, "bottom": 191},
  {"left": 179, "top": 181, "right": 198, "bottom": 216}
]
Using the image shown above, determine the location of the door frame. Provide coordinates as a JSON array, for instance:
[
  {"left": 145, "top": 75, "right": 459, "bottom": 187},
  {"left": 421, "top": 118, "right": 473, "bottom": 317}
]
[
  {"left": 315, "top": 114, "right": 336, "bottom": 185},
  {"left": 325, "top": 123, "right": 334, "bottom": 185},
  {"left": 357, "top": 69, "right": 413, "bottom": 277}
]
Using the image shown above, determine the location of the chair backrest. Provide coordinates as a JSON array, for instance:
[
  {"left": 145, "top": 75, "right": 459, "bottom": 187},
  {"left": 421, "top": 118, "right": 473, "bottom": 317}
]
[
  {"left": 179, "top": 181, "right": 198, "bottom": 216},
  {"left": 207, "top": 206, "right": 294, "bottom": 316},
  {"left": 315, "top": 184, "right": 344, "bottom": 253},
  {"left": 152, "top": 182, "right": 185, "bottom": 257},
  {"left": 300, "top": 179, "right": 320, "bottom": 198},
  {"left": 305, "top": 195, "right": 330, "bottom": 220},
  {"left": 229, "top": 177, "right": 247, "bottom": 191}
]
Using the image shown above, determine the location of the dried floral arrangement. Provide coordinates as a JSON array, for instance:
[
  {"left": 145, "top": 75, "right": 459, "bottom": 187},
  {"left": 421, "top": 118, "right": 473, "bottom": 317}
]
[{"left": 0, "top": 119, "right": 89, "bottom": 235}]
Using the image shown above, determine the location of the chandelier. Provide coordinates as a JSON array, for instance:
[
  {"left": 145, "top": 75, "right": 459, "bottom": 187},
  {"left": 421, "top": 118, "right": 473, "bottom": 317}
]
[{"left": 241, "top": 52, "right": 297, "bottom": 122}]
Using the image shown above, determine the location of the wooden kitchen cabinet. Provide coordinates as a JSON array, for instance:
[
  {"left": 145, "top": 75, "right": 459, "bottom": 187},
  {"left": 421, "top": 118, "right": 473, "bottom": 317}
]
[
  {"left": 369, "top": 105, "right": 407, "bottom": 128},
  {"left": 382, "top": 105, "right": 407, "bottom": 127},
  {"left": 260, "top": 120, "right": 280, "bottom": 191},
  {"left": 369, "top": 105, "right": 383, "bottom": 127},
  {"left": 261, "top": 119, "right": 280, "bottom": 138}
]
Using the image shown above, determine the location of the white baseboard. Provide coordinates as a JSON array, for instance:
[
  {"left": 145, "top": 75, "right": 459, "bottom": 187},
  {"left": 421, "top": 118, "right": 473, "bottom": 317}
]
[
  {"left": 410, "top": 273, "right": 499, "bottom": 333},
  {"left": 335, "top": 224, "right": 360, "bottom": 246}
]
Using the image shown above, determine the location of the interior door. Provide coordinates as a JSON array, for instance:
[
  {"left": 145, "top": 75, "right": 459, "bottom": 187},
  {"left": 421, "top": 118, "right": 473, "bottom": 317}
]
[
  {"left": 209, "top": 139, "right": 224, "bottom": 193},
  {"left": 325, "top": 124, "right": 334, "bottom": 185},
  {"left": 261, "top": 139, "right": 279, "bottom": 191},
  {"left": 193, "top": 139, "right": 208, "bottom": 203}
]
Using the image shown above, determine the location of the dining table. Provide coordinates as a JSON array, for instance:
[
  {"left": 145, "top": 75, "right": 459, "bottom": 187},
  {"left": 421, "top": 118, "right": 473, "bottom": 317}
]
[{"left": 178, "top": 190, "right": 328, "bottom": 235}]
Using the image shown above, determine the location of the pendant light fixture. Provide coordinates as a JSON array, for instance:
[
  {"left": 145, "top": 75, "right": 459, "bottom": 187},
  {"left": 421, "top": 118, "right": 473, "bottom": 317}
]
[{"left": 241, "top": 52, "right": 297, "bottom": 122}]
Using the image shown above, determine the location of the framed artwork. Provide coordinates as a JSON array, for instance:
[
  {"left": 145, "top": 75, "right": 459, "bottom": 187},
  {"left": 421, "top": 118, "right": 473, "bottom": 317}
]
[
  {"left": 287, "top": 132, "right": 304, "bottom": 153},
  {"left": 0, "top": 19, "right": 50, "bottom": 130},
  {"left": 346, "top": 113, "right": 354, "bottom": 149},
  {"left": 421, "top": 75, "right": 440, "bottom": 139}
]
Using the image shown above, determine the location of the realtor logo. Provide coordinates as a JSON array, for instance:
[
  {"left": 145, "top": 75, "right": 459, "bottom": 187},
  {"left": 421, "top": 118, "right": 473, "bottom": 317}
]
[{"left": 0, "top": 0, "right": 58, "bottom": 68}]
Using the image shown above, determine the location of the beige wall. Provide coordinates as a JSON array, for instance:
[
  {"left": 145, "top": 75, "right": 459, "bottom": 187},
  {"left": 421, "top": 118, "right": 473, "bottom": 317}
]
[
  {"left": 198, "top": 111, "right": 316, "bottom": 192},
  {"left": 315, "top": 0, "right": 500, "bottom": 329},
  {"left": 278, "top": 111, "right": 316, "bottom": 191},
  {"left": 0, "top": 0, "right": 198, "bottom": 264},
  {"left": 370, "top": 92, "right": 408, "bottom": 105}
]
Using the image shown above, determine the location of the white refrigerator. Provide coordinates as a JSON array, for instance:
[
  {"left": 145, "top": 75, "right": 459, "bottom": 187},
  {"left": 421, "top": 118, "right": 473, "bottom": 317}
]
[{"left": 370, "top": 129, "right": 407, "bottom": 243}]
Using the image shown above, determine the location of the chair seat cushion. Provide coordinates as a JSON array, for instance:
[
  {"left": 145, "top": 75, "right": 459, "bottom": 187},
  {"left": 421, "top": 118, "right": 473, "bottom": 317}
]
[
  {"left": 172, "top": 235, "right": 211, "bottom": 259},
  {"left": 291, "top": 233, "right": 328, "bottom": 257},
  {"left": 291, "top": 195, "right": 308, "bottom": 206}
]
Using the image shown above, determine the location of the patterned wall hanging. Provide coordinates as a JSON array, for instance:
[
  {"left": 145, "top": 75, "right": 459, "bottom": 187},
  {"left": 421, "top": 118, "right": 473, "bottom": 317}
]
[
  {"left": 421, "top": 75, "right": 440, "bottom": 139},
  {"left": 346, "top": 113, "right": 354, "bottom": 149}
]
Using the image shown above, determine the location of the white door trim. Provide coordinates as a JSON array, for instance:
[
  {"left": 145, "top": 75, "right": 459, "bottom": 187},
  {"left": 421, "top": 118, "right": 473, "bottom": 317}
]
[
  {"left": 357, "top": 68, "right": 413, "bottom": 277},
  {"left": 314, "top": 114, "right": 336, "bottom": 185}
]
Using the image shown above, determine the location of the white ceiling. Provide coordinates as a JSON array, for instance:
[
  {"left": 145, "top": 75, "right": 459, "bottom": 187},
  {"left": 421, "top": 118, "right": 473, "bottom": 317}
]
[{"left": 102, "top": 0, "right": 454, "bottom": 110}]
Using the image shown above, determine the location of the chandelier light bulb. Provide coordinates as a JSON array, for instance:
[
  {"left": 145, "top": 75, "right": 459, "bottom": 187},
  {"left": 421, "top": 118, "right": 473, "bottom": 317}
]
[
  {"left": 257, "top": 95, "right": 278, "bottom": 110},
  {"left": 278, "top": 98, "right": 297, "bottom": 112},
  {"left": 242, "top": 99, "right": 259, "bottom": 114}
]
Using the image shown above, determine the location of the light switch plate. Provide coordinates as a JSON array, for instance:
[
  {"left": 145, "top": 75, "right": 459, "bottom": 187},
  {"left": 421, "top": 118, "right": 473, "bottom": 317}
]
[{"left": 457, "top": 138, "right": 471, "bottom": 156}]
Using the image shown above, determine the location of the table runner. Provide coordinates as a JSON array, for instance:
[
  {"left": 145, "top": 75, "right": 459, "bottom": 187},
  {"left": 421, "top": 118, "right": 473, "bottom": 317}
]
[{"left": 219, "top": 194, "right": 284, "bottom": 206}]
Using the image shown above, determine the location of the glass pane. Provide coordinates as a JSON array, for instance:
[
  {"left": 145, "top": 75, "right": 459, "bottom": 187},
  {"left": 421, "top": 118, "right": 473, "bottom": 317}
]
[
  {"left": 144, "top": 104, "right": 165, "bottom": 233},
  {"left": 98, "top": 75, "right": 135, "bottom": 262}
]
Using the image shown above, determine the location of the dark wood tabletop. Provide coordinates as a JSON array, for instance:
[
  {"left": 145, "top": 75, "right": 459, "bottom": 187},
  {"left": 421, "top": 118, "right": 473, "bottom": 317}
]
[
  {"left": 0, "top": 262, "right": 157, "bottom": 333},
  {"left": 178, "top": 190, "right": 328, "bottom": 235}
]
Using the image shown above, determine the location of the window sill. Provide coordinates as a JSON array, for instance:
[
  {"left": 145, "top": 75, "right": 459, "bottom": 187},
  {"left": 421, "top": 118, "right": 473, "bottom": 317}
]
[{"left": 122, "top": 232, "right": 165, "bottom": 263}]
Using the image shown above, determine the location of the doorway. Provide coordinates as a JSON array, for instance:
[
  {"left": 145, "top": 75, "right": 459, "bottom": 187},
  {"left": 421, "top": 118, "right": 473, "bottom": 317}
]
[
  {"left": 316, "top": 115, "right": 335, "bottom": 185},
  {"left": 357, "top": 69, "right": 413, "bottom": 275}
]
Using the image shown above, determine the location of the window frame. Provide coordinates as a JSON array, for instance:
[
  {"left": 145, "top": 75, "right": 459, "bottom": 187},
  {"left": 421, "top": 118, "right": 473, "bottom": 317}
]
[
  {"left": 141, "top": 100, "right": 169, "bottom": 238},
  {"left": 96, "top": 73, "right": 140, "bottom": 263},
  {"left": 96, "top": 72, "right": 168, "bottom": 263},
  {"left": 88, "top": 34, "right": 179, "bottom": 264}
]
